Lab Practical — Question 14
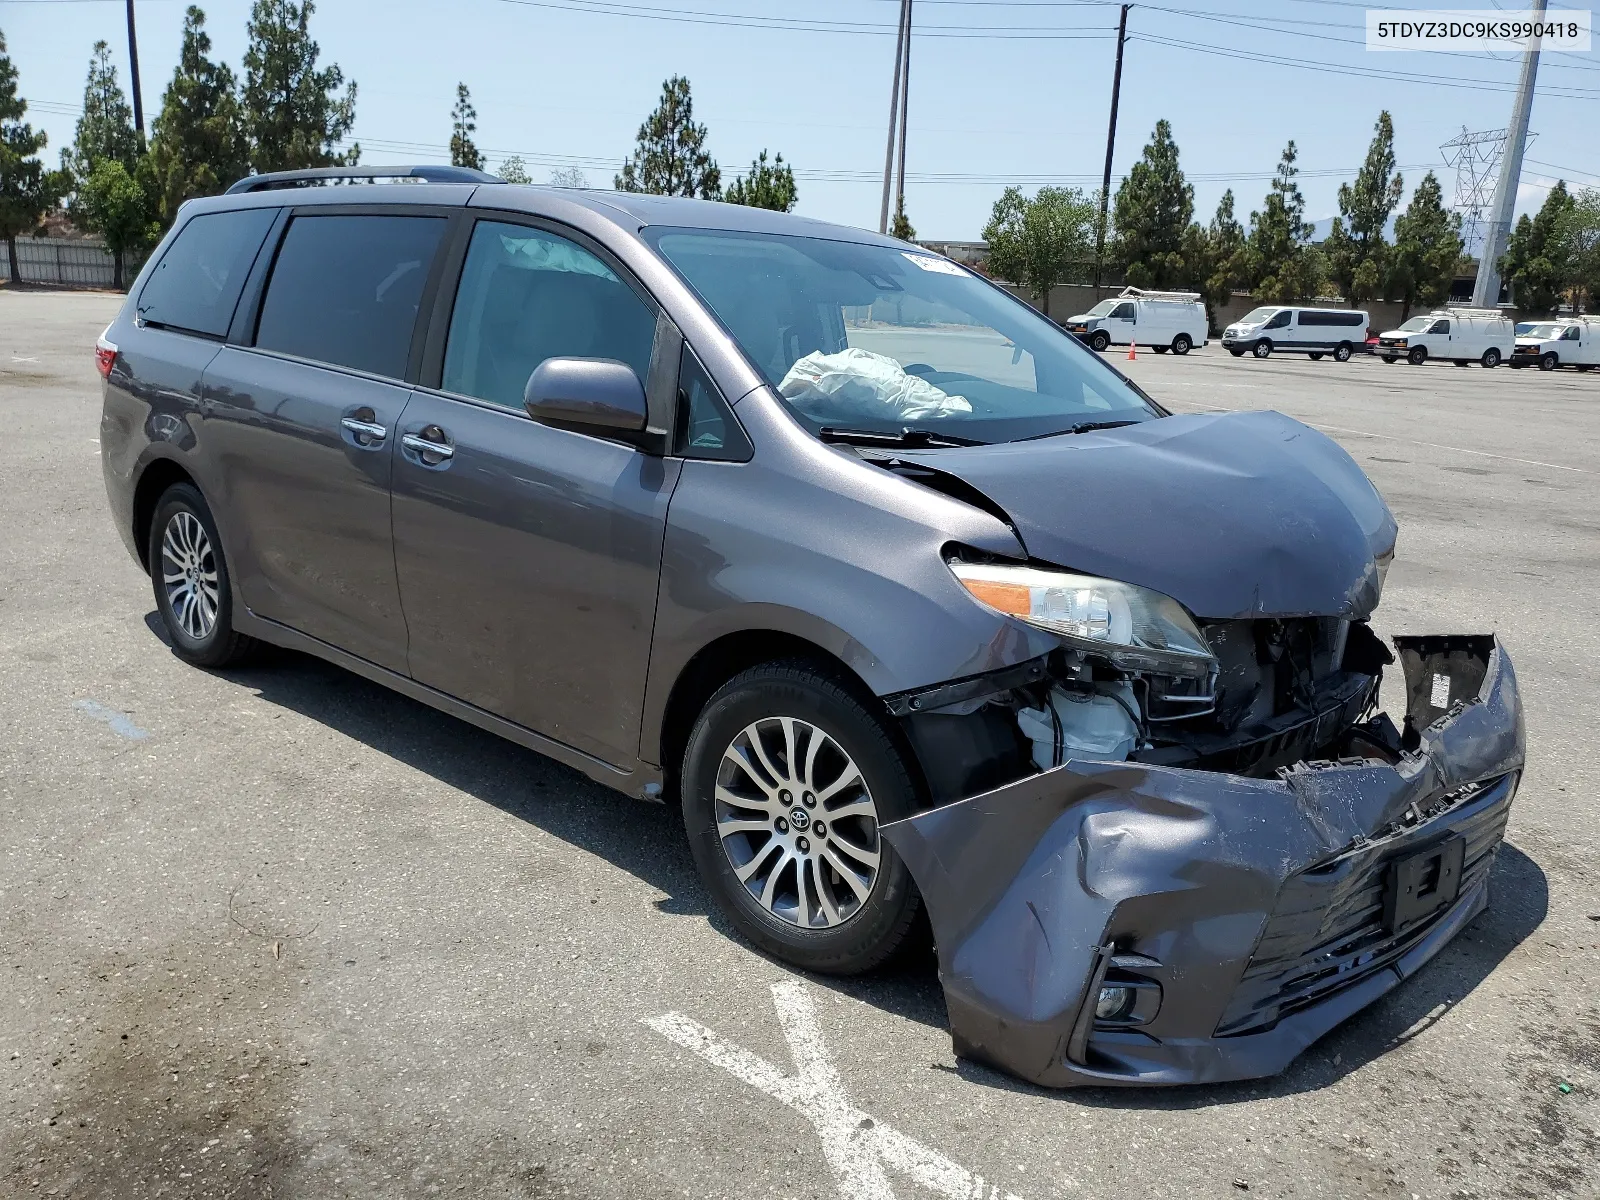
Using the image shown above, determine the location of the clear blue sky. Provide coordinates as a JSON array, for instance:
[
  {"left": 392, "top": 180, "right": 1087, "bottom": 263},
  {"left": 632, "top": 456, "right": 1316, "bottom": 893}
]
[{"left": 2, "top": 0, "right": 1596, "bottom": 241}]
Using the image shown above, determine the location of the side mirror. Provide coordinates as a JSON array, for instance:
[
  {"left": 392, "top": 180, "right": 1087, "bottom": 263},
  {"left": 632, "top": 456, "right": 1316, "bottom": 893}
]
[{"left": 524, "top": 357, "right": 648, "bottom": 435}]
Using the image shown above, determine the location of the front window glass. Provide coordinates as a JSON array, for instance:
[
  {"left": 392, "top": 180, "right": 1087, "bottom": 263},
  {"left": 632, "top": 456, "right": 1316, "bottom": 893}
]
[
  {"left": 1240, "top": 307, "right": 1277, "bottom": 324},
  {"left": 644, "top": 228, "right": 1160, "bottom": 444},
  {"left": 1085, "top": 300, "right": 1118, "bottom": 317},
  {"left": 1524, "top": 324, "right": 1561, "bottom": 338},
  {"left": 443, "top": 221, "right": 656, "bottom": 409},
  {"left": 1398, "top": 316, "right": 1432, "bottom": 332}
]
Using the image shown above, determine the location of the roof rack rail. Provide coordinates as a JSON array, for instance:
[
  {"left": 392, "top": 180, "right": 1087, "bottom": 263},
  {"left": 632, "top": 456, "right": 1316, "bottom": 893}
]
[
  {"left": 225, "top": 165, "right": 504, "bottom": 195},
  {"left": 1441, "top": 305, "right": 1508, "bottom": 317},
  {"left": 1119, "top": 286, "right": 1203, "bottom": 301}
]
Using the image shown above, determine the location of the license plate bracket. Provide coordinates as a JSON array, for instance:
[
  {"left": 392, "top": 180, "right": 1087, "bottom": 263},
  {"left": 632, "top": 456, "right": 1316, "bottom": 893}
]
[{"left": 1383, "top": 835, "right": 1466, "bottom": 933}]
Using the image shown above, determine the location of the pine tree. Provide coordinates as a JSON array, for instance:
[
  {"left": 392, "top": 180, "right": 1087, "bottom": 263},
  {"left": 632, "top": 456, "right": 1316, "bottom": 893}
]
[
  {"left": 890, "top": 200, "right": 915, "bottom": 243},
  {"left": 1181, "top": 189, "right": 1244, "bottom": 327},
  {"left": 241, "top": 0, "right": 357, "bottom": 174},
  {"left": 1, "top": 28, "right": 56, "bottom": 282},
  {"left": 142, "top": 7, "right": 249, "bottom": 228},
  {"left": 724, "top": 149, "right": 796, "bottom": 212},
  {"left": 64, "top": 41, "right": 140, "bottom": 188},
  {"left": 1499, "top": 180, "right": 1574, "bottom": 313},
  {"left": 982, "top": 185, "right": 1097, "bottom": 317},
  {"left": 1326, "top": 111, "right": 1404, "bottom": 305},
  {"left": 1244, "top": 141, "right": 1320, "bottom": 302},
  {"left": 1111, "top": 119, "right": 1193, "bottom": 290},
  {"left": 1388, "top": 172, "right": 1462, "bottom": 319},
  {"left": 615, "top": 77, "right": 719, "bottom": 199},
  {"left": 449, "top": 83, "right": 482, "bottom": 171}
]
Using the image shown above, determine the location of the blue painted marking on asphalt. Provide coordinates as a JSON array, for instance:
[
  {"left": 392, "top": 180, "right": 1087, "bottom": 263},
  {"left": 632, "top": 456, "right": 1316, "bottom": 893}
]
[{"left": 73, "top": 699, "right": 151, "bottom": 741}]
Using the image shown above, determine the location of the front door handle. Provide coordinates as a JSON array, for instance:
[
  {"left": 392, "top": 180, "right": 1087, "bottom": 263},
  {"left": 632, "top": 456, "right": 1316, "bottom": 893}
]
[
  {"left": 402, "top": 429, "right": 455, "bottom": 464},
  {"left": 341, "top": 416, "right": 388, "bottom": 445}
]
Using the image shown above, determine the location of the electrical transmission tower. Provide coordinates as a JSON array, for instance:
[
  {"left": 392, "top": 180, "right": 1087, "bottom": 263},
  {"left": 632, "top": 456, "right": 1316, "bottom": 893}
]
[{"left": 1441, "top": 128, "right": 1508, "bottom": 261}]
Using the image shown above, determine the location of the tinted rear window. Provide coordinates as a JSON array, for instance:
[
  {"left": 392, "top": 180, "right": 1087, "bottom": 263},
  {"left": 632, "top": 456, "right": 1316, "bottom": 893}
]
[
  {"left": 255, "top": 214, "right": 446, "bottom": 378},
  {"left": 137, "top": 208, "right": 277, "bottom": 338},
  {"left": 1296, "top": 310, "right": 1367, "bottom": 327}
]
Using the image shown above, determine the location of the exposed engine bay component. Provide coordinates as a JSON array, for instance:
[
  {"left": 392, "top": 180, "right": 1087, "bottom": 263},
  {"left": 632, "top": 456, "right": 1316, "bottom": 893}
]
[
  {"left": 882, "top": 634, "right": 1523, "bottom": 1088},
  {"left": 1017, "top": 684, "right": 1139, "bottom": 771}
]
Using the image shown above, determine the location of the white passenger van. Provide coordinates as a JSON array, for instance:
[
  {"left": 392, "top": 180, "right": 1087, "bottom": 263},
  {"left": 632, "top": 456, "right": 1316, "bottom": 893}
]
[
  {"left": 1220, "top": 306, "right": 1369, "bottom": 361},
  {"left": 1376, "top": 307, "right": 1513, "bottom": 367},
  {"left": 1510, "top": 317, "right": 1600, "bottom": 371},
  {"left": 1063, "top": 287, "right": 1208, "bottom": 355}
]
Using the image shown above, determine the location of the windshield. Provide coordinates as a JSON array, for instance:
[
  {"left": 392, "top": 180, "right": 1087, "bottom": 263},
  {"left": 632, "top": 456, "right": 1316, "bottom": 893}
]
[
  {"left": 1084, "top": 300, "right": 1119, "bottom": 317},
  {"left": 644, "top": 228, "right": 1161, "bottom": 445},
  {"left": 1398, "top": 316, "right": 1433, "bottom": 332},
  {"left": 1523, "top": 323, "right": 1563, "bottom": 339},
  {"left": 1239, "top": 307, "right": 1277, "bottom": 325}
]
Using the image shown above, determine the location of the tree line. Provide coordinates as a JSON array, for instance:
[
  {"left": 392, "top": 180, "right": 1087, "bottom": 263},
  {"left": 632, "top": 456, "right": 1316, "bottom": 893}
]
[
  {"left": 2, "top": 2, "right": 357, "bottom": 287},
  {"left": 982, "top": 113, "right": 1600, "bottom": 319}
]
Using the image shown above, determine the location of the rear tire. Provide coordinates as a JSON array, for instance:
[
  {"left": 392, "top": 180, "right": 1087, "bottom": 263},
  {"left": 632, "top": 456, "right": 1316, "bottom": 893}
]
[
  {"left": 681, "top": 663, "right": 922, "bottom": 975},
  {"left": 1407, "top": 346, "right": 1428, "bottom": 366},
  {"left": 1171, "top": 333, "right": 1192, "bottom": 355},
  {"left": 148, "top": 483, "right": 258, "bottom": 668},
  {"left": 1089, "top": 330, "right": 1110, "bottom": 352},
  {"left": 1252, "top": 339, "right": 1272, "bottom": 359},
  {"left": 1308, "top": 352, "right": 1324, "bottom": 361},
  {"left": 1333, "top": 342, "right": 1353, "bottom": 363},
  {"left": 1482, "top": 348, "right": 1501, "bottom": 368},
  {"left": 1382, "top": 356, "right": 1398, "bottom": 364},
  {"left": 1152, "top": 346, "right": 1168, "bottom": 354},
  {"left": 1228, "top": 349, "right": 1245, "bottom": 358}
]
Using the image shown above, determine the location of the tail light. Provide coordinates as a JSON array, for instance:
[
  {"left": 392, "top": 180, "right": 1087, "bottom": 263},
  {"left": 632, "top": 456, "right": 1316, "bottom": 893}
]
[{"left": 95, "top": 329, "right": 118, "bottom": 379}]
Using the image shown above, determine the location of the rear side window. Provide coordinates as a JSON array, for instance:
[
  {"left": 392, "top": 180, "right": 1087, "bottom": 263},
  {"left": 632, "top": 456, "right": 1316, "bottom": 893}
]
[
  {"left": 1296, "top": 310, "right": 1367, "bottom": 327},
  {"left": 137, "top": 208, "right": 277, "bottom": 338},
  {"left": 255, "top": 214, "right": 447, "bottom": 378},
  {"left": 442, "top": 220, "right": 656, "bottom": 410}
]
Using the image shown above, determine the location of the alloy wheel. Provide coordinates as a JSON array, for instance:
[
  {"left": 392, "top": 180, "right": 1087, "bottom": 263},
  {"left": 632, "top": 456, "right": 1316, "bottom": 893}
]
[
  {"left": 160, "top": 510, "right": 219, "bottom": 640},
  {"left": 714, "top": 716, "right": 881, "bottom": 930}
]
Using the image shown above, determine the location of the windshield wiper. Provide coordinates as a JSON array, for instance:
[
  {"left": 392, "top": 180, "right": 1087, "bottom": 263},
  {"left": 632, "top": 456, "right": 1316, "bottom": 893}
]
[
  {"left": 818, "top": 426, "right": 983, "bottom": 449},
  {"left": 1018, "top": 419, "right": 1144, "bottom": 442}
]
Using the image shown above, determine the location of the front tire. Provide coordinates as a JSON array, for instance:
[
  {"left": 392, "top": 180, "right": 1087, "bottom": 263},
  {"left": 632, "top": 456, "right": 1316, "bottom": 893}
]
[
  {"left": 1252, "top": 339, "right": 1272, "bottom": 359},
  {"left": 1228, "top": 348, "right": 1245, "bottom": 358},
  {"left": 1407, "top": 346, "right": 1428, "bottom": 366},
  {"left": 1088, "top": 330, "right": 1110, "bottom": 352},
  {"left": 1482, "top": 348, "right": 1501, "bottom": 368},
  {"left": 1383, "top": 356, "right": 1398, "bottom": 364},
  {"left": 1308, "top": 352, "right": 1324, "bottom": 361},
  {"left": 148, "top": 483, "right": 257, "bottom": 668},
  {"left": 681, "top": 664, "right": 922, "bottom": 975},
  {"left": 1334, "top": 342, "right": 1353, "bottom": 362},
  {"left": 1171, "top": 333, "right": 1192, "bottom": 355},
  {"left": 1540, "top": 351, "right": 1559, "bottom": 371}
]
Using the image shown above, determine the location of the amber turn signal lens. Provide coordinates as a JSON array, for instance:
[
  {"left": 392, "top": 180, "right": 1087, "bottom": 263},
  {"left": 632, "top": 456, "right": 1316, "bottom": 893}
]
[{"left": 959, "top": 577, "right": 1032, "bottom": 617}]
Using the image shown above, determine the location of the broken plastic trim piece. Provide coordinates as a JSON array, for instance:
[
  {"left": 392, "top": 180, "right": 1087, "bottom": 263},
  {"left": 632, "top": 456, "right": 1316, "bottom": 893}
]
[{"left": 881, "top": 633, "right": 1523, "bottom": 1088}]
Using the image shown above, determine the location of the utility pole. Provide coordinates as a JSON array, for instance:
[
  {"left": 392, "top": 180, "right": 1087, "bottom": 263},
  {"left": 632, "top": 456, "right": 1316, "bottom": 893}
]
[
  {"left": 1092, "top": 3, "right": 1130, "bottom": 298},
  {"left": 879, "top": 0, "right": 910, "bottom": 235},
  {"left": 1472, "top": 0, "right": 1546, "bottom": 308},
  {"left": 125, "top": 0, "right": 145, "bottom": 144},
  {"left": 894, "top": 0, "right": 914, "bottom": 236}
]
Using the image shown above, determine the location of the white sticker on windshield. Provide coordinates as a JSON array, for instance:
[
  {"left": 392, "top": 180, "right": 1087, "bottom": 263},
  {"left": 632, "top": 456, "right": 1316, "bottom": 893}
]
[
  {"left": 1430, "top": 673, "right": 1451, "bottom": 708},
  {"left": 902, "top": 252, "right": 968, "bottom": 276}
]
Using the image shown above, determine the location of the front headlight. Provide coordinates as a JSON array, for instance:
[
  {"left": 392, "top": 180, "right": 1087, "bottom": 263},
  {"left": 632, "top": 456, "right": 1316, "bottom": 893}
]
[{"left": 948, "top": 561, "right": 1214, "bottom": 676}]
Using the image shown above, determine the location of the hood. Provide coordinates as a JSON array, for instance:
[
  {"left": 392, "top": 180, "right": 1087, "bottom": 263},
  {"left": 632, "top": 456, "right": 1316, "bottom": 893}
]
[{"left": 898, "top": 410, "right": 1397, "bottom": 620}]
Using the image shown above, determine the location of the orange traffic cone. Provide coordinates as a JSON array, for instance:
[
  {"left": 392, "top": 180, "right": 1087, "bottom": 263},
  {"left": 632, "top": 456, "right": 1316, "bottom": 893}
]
[{"left": 1127, "top": 341, "right": 1137, "bottom": 361}]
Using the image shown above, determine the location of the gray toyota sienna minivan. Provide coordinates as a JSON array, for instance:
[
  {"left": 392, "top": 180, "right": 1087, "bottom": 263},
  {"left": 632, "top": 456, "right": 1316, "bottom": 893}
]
[{"left": 100, "top": 166, "right": 1524, "bottom": 1088}]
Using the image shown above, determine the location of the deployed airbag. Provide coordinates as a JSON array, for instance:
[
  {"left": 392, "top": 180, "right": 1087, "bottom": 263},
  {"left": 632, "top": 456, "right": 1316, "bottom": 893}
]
[{"left": 777, "top": 347, "right": 973, "bottom": 422}]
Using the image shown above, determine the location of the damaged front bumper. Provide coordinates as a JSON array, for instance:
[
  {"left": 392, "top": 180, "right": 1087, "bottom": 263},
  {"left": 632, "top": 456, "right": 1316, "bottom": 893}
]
[{"left": 881, "top": 634, "right": 1524, "bottom": 1088}]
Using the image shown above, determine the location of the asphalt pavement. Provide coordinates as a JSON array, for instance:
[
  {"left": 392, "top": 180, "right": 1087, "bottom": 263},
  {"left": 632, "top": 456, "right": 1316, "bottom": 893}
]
[{"left": 2, "top": 291, "right": 1596, "bottom": 1199}]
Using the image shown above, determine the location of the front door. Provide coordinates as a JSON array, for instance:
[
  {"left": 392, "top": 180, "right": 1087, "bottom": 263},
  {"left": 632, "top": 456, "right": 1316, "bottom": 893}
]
[
  {"left": 391, "top": 218, "right": 678, "bottom": 765},
  {"left": 202, "top": 210, "right": 449, "bottom": 673}
]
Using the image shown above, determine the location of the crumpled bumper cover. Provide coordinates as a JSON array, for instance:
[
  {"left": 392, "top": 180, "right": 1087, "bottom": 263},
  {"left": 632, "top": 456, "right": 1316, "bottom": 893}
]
[{"left": 881, "top": 634, "right": 1524, "bottom": 1088}]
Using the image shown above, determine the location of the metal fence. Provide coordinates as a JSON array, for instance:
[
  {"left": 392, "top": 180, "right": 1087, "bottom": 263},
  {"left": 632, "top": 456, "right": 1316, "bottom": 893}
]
[{"left": 0, "top": 238, "right": 150, "bottom": 290}]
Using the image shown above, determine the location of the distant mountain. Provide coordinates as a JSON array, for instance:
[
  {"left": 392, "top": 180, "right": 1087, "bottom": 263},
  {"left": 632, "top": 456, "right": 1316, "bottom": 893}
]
[{"left": 1307, "top": 215, "right": 1400, "bottom": 242}]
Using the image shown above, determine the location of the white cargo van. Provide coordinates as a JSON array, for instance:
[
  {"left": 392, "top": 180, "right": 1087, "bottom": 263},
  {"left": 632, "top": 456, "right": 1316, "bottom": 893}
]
[
  {"left": 1510, "top": 318, "right": 1600, "bottom": 371},
  {"left": 1220, "top": 306, "right": 1369, "bottom": 361},
  {"left": 1376, "top": 308, "right": 1513, "bottom": 367},
  {"left": 1063, "top": 288, "right": 1208, "bottom": 355}
]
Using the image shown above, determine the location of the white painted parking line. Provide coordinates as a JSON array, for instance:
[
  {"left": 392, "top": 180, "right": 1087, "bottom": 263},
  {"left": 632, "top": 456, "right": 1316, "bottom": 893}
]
[
  {"left": 645, "top": 981, "right": 1027, "bottom": 1200},
  {"left": 73, "top": 698, "right": 150, "bottom": 740}
]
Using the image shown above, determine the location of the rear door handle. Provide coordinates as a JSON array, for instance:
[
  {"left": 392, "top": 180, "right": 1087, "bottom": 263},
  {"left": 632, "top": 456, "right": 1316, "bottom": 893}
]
[
  {"left": 341, "top": 416, "right": 388, "bottom": 445},
  {"left": 402, "top": 431, "right": 455, "bottom": 462}
]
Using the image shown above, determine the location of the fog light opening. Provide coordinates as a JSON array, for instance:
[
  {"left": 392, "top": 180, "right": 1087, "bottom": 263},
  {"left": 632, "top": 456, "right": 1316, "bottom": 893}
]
[{"left": 1095, "top": 985, "right": 1135, "bottom": 1021}]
